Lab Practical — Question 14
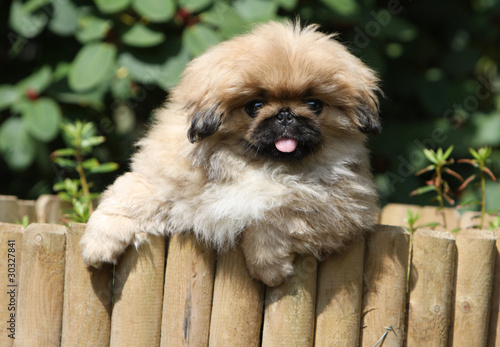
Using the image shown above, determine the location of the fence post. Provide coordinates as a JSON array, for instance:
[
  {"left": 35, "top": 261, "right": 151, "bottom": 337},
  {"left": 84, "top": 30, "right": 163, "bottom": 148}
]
[
  {"left": 0, "top": 196, "right": 18, "bottom": 223},
  {"left": 360, "top": 225, "right": 410, "bottom": 347},
  {"left": 209, "top": 245, "right": 265, "bottom": 347},
  {"left": 61, "top": 224, "right": 113, "bottom": 347},
  {"left": 315, "top": 237, "right": 364, "bottom": 346},
  {"left": 262, "top": 254, "right": 317, "bottom": 347},
  {"left": 0, "top": 223, "right": 23, "bottom": 347},
  {"left": 450, "top": 229, "right": 496, "bottom": 346},
  {"left": 407, "top": 228, "right": 455, "bottom": 346},
  {"left": 15, "top": 223, "right": 67, "bottom": 346},
  {"left": 161, "top": 234, "right": 215, "bottom": 347},
  {"left": 488, "top": 229, "right": 500, "bottom": 347},
  {"left": 379, "top": 203, "right": 420, "bottom": 227},
  {"left": 110, "top": 235, "right": 166, "bottom": 347}
]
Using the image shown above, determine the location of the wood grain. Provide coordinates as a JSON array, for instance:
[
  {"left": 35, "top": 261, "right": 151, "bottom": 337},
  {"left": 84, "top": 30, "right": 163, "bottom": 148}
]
[{"left": 15, "top": 223, "right": 67, "bottom": 347}]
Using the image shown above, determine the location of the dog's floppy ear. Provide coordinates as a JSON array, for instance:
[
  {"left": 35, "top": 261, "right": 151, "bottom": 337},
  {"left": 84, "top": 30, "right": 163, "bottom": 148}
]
[
  {"left": 355, "top": 87, "right": 383, "bottom": 135},
  {"left": 355, "top": 104, "right": 382, "bottom": 135},
  {"left": 187, "top": 104, "right": 224, "bottom": 143}
]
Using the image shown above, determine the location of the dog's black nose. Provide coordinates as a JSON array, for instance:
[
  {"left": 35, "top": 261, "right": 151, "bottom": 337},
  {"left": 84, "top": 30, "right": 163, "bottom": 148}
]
[{"left": 277, "top": 109, "right": 293, "bottom": 125}]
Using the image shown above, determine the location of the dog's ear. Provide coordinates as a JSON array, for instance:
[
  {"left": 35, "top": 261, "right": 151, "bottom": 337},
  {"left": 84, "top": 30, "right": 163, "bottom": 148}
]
[
  {"left": 355, "top": 104, "right": 382, "bottom": 135},
  {"left": 187, "top": 104, "right": 224, "bottom": 143},
  {"left": 355, "top": 87, "right": 383, "bottom": 135}
]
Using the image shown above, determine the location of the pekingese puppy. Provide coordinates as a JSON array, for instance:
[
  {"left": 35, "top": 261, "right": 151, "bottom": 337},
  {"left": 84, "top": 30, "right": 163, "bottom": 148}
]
[{"left": 80, "top": 21, "right": 381, "bottom": 286}]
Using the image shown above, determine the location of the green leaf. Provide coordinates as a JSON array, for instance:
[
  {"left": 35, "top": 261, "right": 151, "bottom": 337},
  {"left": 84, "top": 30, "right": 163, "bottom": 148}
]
[
  {"left": 0, "top": 85, "right": 20, "bottom": 111},
  {"left": 320, "top": 0, "right": 359, "bottom": 16},
  {"left": 81, "top": 136, "right": 105, "bottom": 149},
  {"left": 69, "top": 42, "right": 117, "bottom": 92},
  {"left": 16, "top": 65, "right": 52, "bottom": 94},
  {"left": 122, "top": 23, "right": 166, "bottom": 47},
  {"left": 53, "top": 157, "right": 77, "bottom": 169},
  {"left": 118, "top": 52, "right": 160, "bottom": 85},
  {"left": 158, "top": 46, "right": 190, "bottom": 89},
  {"left": 0, "top": 118, "right": 36, "bottom": 170},
  {"left": 179, "top": 0, "right": 213, "bottom": 12},
  {"left": 81, "top": 122, "right": 97, "bottom": 139},
  {"left": 9, "top": 0, "right": 49, "bottom": 38},
  {"left": 443, "top": 145, "right": 454, "bottom": 160},
  {"left": 234, "top": 0, "right": 278, "bottom": 21},
  {"left": 21, "top": 97, "right": 62, "bottom": 142},
  {"left": 75, "top": 15, "right": 112, "bottom": 43},
  {"left": 415, "top": 185, "right": 438, "bottom": 195},
  {"left": 82, "top": 158, "right": 99, "bottom": 169},
  {"left": 95, "top": 0, "right": 131, "bottom": 13},
  {"left": 469, "top": 147, "right": 481, "bottom": 161},
  {"left": 48, "top": 0, "right": 78, "bottom": 36},
  {"left": 89, "top": 162, "right": 119, "bottom": 174},
  {"left": 183, "top": 23, "right": 222, "bottom": 57},
  {"left": 200, "top": 4, "right": 249, "bottom": 38},
  {"left": 132, "top": 0, "right": 175, "bottom": 23},
  {"left": 56, "top": 192, "right": 72, "bottom": 202},
  {"left": 51, "top": 148, "right": 77, "bottom": 158},
  {"left": 423, "top": 149, "right": 438, "bottom": 164}
]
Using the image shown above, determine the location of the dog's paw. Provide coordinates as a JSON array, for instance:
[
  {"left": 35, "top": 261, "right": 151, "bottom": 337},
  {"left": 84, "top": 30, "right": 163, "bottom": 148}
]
[
  {"left": 80, "top": 210, "right": 138, "bottom": 268},
  {"left": 245, "top": 255, "right": 295, "bottom": 287}
]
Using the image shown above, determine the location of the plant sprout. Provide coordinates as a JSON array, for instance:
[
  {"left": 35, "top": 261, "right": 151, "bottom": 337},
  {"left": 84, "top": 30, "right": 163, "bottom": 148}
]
[
  {"left": 51, "top": 120, "right": 118, "bottom": 223},
  {"left": 410, "top": 146, "right": 463, "bottom": 229},
  {"left": 458, "top": 146, "right": 497, "bottom": 229}
]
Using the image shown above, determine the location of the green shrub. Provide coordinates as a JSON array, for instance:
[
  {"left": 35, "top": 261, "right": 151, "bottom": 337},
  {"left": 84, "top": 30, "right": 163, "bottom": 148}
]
[{"left": 1, "top": 0, "right": 499, "bottom": 211}]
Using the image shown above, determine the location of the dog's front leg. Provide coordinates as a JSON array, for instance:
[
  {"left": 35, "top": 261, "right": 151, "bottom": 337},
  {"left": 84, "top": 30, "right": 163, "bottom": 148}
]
[
  {"left": 80, "top": 172, "right": 166, "bottom": 268},
  {"left": 241, "top": 223, "right": 296, "bottom": 287}
]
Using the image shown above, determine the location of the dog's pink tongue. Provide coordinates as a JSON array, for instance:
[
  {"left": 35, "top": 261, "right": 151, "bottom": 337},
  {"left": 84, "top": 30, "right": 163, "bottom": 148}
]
[{"left": 275, "top": 138, "right": 298, "bottom": 153}]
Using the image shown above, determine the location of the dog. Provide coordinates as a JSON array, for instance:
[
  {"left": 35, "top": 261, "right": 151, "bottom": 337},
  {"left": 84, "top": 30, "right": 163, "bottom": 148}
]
[{"left": 80, "top": 21, "right": 381, "bottom": 287}]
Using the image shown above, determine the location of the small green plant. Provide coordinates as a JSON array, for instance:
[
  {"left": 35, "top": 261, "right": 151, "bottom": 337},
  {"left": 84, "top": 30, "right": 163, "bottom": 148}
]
[
  {"left": 490, "top": 216, "right": 500, "bottom": 230},
  {"left": 51, "top": 120, "right": 118, "bottom": 223},
  {"left": 410, "top": 146, "right": 463, "bottom": 229},
  {"left": 404, "top": 209, "right": 439, "bottom": 234},
  {"left": 458, "top": 147, "right": 498, "bottom": 229}
]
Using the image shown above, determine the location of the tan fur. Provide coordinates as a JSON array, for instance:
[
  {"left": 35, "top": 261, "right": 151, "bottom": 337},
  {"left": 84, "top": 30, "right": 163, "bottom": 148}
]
[{"left": 80, "top": 21, "right": 381, "bottom": 286}]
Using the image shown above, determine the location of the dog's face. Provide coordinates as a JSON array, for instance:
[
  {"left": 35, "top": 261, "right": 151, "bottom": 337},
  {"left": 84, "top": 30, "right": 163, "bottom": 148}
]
[{"left": 174, "top": 22, "right": 381, "bottom": 162}]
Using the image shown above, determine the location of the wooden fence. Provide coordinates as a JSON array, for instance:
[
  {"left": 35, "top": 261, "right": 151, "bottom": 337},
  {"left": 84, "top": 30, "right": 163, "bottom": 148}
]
[{"left": 0, "top": 195, "right": 499, "bottom": 346}]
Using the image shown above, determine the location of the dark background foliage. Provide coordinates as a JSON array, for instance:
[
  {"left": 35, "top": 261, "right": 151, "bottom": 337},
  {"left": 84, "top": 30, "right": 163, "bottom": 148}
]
[{"left": 1, "top": 0, "right": 499, "bottom": 210}]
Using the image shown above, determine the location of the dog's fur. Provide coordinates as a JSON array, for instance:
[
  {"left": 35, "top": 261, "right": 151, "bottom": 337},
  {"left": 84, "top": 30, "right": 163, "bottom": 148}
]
[{"left": 80, "top": 21, "right": 381, "bottom": 286}]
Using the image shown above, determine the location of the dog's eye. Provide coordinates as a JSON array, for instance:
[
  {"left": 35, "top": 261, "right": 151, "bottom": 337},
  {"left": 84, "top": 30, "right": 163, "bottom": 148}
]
[
  {"left": 306, "top": 99, "right": 323, "bottom": 114},
  {"left": 245, "top": 100, "right": 265, "bottom": 117}
]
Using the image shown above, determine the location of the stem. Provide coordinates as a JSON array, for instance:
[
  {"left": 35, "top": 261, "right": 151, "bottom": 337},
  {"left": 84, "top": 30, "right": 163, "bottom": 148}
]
[
  {"left": 480, "top": 171, "right": 485, "bottom": 230},
  {"left": 75, "top": 143, "right": 94, "bottom": 215},
  {"left": 436, "top": 167, "right": 447, "bottom": 229}
]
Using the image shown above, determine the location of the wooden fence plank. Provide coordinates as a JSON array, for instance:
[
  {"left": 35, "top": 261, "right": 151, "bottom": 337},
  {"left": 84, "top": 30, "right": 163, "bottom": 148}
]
[
  {"left": 315, "top": 237, "right": 364, "bottom": 346},
  {"left": 450, "top": 229, "right": 496, "bottom": 347},
  {"left": 379, "top": 203, "right": 420, "bottom": 228},
  {"left": 209, "top": 245, "right": 265, "bottom": 347},
  {"left": 360, "top": 225, "right": 410, "bottom": 347},
  {"left": 35, "top": 194, "right": 69, "bottom": 224},
  {"left": 61, "top": 224, "right": 113, "bottom": 347},
  {"left": 110, "top": 235, "right": 166, "bottom": 347},
  {"left": 0, "top": 196, "right": 18, "bottom": 223},
  {"left": 488, "top": 229, "right": 500, "bottom": 347},
  {"left": 17, "top": 199, "right": 36, "bottom": 224},
  {"left": 0, "top": 223, "right": 23, "bottom": 347},
  {"left": 407, "top": 229, "right": 455, "bottom": 346},
  {"left": 262, "top": 255, "right": 317, "bottom": 347},
  {"left": 460, "top": 211, "right": 497, "bottom": 230},
  {"left": 15, "top": 223, "right": 67, "bottom": 347},
  {"left": 418, "top": 206, "right": 461, "bottom": 232},
  {"left": 161, "top": 234, "right": 215, "bottom": 347}
]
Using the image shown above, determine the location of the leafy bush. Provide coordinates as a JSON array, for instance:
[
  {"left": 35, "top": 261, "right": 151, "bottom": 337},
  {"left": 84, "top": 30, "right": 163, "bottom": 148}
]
[{"left": 0, "top": 0, "right": 499, "bottom": 211}]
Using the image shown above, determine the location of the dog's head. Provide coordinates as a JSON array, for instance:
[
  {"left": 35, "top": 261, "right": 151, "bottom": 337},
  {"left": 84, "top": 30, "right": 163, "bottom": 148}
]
[{"left": 173, "top": 21, "right": 382, "bottom": 161}]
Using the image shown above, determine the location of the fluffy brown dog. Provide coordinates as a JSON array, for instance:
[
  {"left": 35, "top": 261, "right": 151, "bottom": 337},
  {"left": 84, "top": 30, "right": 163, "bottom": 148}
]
[{"left": 80, "top": 21, "right": 381, "bottom": 286}]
